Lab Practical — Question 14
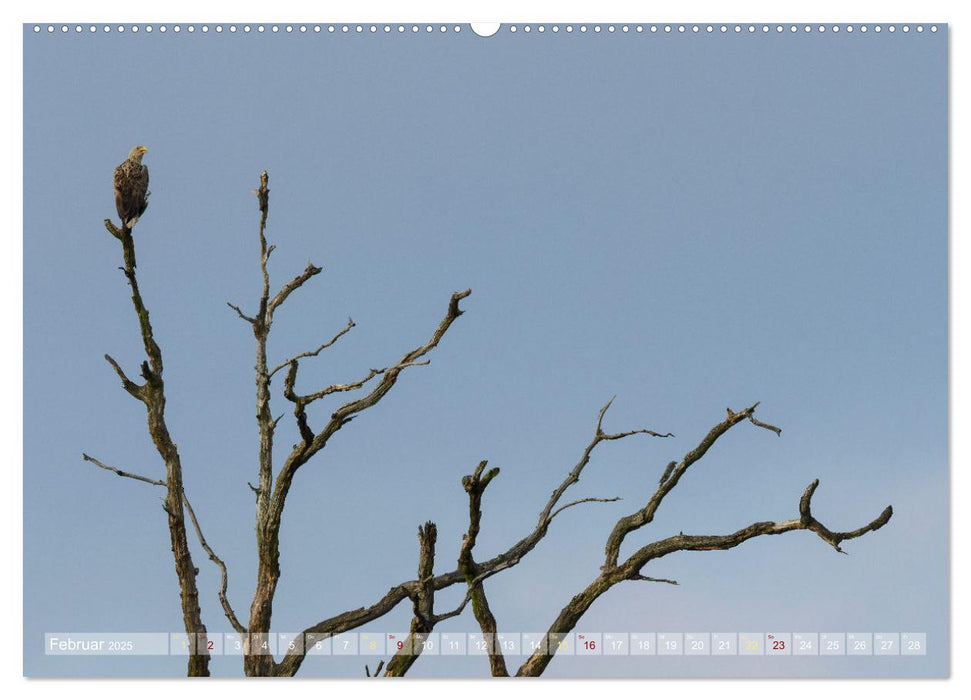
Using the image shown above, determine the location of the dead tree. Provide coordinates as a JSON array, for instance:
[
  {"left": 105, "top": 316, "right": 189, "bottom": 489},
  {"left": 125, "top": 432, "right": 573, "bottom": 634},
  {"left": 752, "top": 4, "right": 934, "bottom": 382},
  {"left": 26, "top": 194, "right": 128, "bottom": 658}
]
[{"left": 84, "top": 171, "right": 893, "bottom": 678}]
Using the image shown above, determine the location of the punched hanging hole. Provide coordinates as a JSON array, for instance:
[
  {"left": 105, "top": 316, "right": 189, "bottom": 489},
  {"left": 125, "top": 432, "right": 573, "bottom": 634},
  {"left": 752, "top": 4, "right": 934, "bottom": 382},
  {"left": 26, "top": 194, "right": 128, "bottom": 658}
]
[{"left": 470, "top": 23, "right": 501, "bottom": 37}]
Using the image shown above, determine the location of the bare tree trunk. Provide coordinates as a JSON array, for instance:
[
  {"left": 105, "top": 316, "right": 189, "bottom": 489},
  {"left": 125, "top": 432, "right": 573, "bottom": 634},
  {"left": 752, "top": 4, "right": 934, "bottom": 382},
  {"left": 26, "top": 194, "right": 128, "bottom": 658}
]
[
  {"left": 383, "top": 522, "right": 438, "bottom": 677},
  {"left": 100, "top": 222, "right": 211, "bottom": 677},
  {"left": 459, "top": 462, "right": 509, "bottom": 676},
  {"left": 244, "top": 173, "right": 281, "bottom": 677}
]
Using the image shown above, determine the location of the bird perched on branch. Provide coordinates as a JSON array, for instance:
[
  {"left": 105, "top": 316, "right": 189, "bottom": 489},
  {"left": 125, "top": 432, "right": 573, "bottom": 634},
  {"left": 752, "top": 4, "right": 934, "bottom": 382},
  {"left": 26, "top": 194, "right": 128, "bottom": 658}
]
[{"left": 114, "top": 145, "right": 150, "bottom": 229}]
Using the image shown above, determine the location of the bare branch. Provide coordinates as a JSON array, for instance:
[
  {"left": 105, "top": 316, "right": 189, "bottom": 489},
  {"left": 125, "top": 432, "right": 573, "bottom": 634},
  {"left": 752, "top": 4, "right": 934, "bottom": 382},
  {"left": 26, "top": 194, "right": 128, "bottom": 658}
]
[
  {"left": 81, "top": 453, "right": 246, "bottom": 635},
  {"left": 280, "top": 582, "right": 418, "bottom": 677},
  {"left": 274, "top": 398, "right": 889, "bottom": 679},
  {"left": 431, "top": 587, "right": 476, "bottom": 624},
  {"left": 306, "top": 289, "right": 470, "bottom": 446},
  {"left": 658, "top": 461, "right": 676, "bottom": 485},
  {"left": 81, "top": 453, "right": 164, "bottom": 486},
  {"left": 103, "top": 354, "right": 144, "bottom": 400},
  {"left": 628, "top": 574, "right": 679, "bottom": 585},
  {"left": 255, "top": 171, "right": 269, "bottom": 213},
  {"left": 603, "top": 402, "right": 773, "bottom": 570},
  {"left": 256, "top": 170, "right": 271, "bottom": 326},
  {"left": 384, "top": 522, "right": 437, "bottom": 677},
  {"left": 99, "top": 214, "right": 208, "bottom": 675},
  {"left": 291, "top": 360, "right": 431, "bottom": 406},
  {"left": 104, "top": 218, "right": 124, "bottom": 240},
  {"left": 104, "top": 223, "right": 163, "bottom": 375},
  {"left": 517, "top": 481, "right": 891, "bottom": 677},
  {"left": 296, "top": 367, "right": 384, "bottom": 403},
  {"left": 181, "top": 491, "right": 248, "bottom": 635},
  {"left": 278, "top": 541, "right": 516, "bottom": 675},
  {"left": 458, "top": 460, "right": 509, "bottom": 676},
  {"left": 267, "top": 262, "right": 323, "bottom": 320},
  {"left": 747, "top": 411, "right": 782, "bottom": 436},
  {"left": 595, "top": 396, "right": 616, "bottom": 431},
  {"left": 429, "top": 403, "right": 667, "bottom": 605},
  {"left": 226, "top": 302, "right": 256, "bottom": 325},
  {"left": 281, "top": 361, "right": 315, "bottom": 445},
  {"left": 596, "top": 399, "right": 675, "bottom": 440},
  {"left": 269, "top": 317, "right": 356, "bottom": 379},
  {"left": 280, "top": 400, "right": 670, "bottom": 676},
  {"left": 425, "top": 561, "right": 505, "bottom": 627},
  {"left": 548, "top": 496, "right": 621, "bottom": 522},
  {"left": 266, "top": 289, "right": 473, "bottom": 551},
  {"left": 539, "top": 398, "right": 671, "bottom": 530},
  {"left": 604, "top": 428, "right": 675, "bottom": 440},
  {"left": 798, "top": 479, "right": 894, "bottom": 553},
  {"left": 514, "top": 404, "right": 891, "bottom": 677},
  {"left": 365, "top": 660, "right": 385, "bottom": 678}
]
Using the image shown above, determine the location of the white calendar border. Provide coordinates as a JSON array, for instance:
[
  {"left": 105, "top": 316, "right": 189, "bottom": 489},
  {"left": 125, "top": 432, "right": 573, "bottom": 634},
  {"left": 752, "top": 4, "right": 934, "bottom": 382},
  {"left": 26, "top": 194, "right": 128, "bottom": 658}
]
[{"left": 4, "top": 0, "right": 966, "bottom": 699}]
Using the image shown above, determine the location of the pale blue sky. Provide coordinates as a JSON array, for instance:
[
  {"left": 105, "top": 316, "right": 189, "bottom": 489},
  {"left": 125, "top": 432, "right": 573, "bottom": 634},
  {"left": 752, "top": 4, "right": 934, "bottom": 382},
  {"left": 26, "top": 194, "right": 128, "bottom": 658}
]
[{"left": 23, "top": 23, "right": 946, "bottom": 677}]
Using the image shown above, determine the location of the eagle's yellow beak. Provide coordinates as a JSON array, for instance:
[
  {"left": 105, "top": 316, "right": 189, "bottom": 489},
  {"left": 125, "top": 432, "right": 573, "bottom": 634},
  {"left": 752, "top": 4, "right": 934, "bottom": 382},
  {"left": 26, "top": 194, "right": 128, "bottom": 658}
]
[{"left": 139, "top": 146, "right": 148, "bottom": 153}]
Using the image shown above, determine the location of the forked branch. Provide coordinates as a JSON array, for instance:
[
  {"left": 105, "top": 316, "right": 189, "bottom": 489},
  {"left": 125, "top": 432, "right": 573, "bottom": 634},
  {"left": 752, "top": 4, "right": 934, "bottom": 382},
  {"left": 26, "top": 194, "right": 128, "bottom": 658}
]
[
  {"left": 798, "top": 479, "right": 893, "bottom": 553},
  {"left": 458, "top": 461, "right": 509, "bottom": 676},
  {"left": 270, "top": 288, "right": 472, "bottom": 501},
  {"left": 603, "top": 402, "right": 777, "bottom": 569},
  {"left": 515, "top": 405, "right": 891, "bottom": 677},
  {"left": 269, "top": 316, "right": 356, "bottom": 378},
  {"left": 275, "top": 400, "right": 670, "bottom": 676},
  {"left": 80, "top": 453, "right": 247, "bottom": 635}
]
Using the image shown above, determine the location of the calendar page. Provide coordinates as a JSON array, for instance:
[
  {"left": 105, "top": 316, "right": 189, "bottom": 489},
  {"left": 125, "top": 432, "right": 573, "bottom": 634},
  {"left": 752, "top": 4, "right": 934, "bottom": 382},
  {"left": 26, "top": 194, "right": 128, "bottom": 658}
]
[{"left": 22, "top": 18, "right": 947, "bottom": 679}]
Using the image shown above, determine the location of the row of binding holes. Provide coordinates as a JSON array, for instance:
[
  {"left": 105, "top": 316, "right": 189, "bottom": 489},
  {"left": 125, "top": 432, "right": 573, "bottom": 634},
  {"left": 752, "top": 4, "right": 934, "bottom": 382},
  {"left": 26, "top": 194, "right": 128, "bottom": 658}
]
[
  {"left": 32, "top": 25, "right": 464, "bottom": 34},
  {"left": 508, "top": 24, "right": 937, "bottom": 34},
  {"left": 33, "top": 24, "right": 940, "bottom": 34}
]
